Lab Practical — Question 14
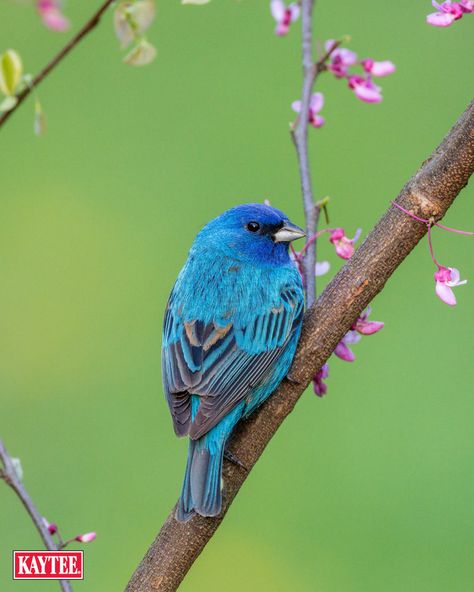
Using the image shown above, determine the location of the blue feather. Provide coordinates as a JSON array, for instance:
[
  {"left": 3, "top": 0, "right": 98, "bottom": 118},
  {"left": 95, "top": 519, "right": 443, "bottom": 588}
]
[{"left": 162, "top": 204, "right": 304, "bottom": 519}]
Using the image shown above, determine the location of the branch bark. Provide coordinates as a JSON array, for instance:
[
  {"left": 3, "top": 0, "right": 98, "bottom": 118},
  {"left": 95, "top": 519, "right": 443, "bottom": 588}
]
[
  {"left": 0, "top": 0, "right": 115, "bottom": 130},
  {"left": 0, "top": 439, "right": 73, "bottom": 592},
  {"left": 126, "top": 98, "right": 474, "bottom": 592}
]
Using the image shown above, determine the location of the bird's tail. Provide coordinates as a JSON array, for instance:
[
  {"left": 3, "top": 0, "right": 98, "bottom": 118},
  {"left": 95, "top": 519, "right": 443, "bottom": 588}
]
[{"left": 176, "top": 438, "right": 224, "bottom": 521}]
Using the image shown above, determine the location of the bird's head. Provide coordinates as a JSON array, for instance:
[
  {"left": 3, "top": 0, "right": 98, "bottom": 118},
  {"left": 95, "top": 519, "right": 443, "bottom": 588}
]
[{"left": 194, "top": 203, "right": 305, "bottom": 266}]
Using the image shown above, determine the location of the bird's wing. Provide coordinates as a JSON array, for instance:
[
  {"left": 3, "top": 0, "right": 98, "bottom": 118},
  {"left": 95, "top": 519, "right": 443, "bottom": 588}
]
[{"left": 162, "top": 284, "right": 303, "bottom": 439}]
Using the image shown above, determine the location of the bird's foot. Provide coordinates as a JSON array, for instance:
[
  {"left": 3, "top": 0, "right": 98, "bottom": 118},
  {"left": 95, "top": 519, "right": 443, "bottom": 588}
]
[
  {"left": 286, "top": 372, "right": 301, "bottom": 385},
  {"left": 224, "top": 449, "right": 248, "bottom": 471}
]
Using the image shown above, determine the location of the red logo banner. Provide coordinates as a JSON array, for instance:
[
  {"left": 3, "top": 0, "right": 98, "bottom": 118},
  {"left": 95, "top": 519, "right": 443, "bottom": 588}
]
[{"left": 13, "top": 551, "right": 84, "bottom": 580}]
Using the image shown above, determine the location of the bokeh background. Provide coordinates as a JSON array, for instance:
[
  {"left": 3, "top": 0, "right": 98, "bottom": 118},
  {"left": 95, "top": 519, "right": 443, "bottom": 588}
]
[{"left": 1, "top": 1, "right": 473, "bottom": 590}]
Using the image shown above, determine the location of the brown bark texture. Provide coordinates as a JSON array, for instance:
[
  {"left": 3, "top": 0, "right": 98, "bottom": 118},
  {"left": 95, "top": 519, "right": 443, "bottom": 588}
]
[{"left": 126, "top": 98, "right": 474, "bottom": 592}]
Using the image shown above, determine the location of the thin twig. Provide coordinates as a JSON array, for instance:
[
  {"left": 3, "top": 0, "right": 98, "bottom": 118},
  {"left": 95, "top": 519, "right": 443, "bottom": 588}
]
[
  {"left": 290, "top": 7, "right": 342, "bottom": 305},
  {"left": 0, "top": 0, "right": 115, "bottom": 130},
  {"left": 125, "top": 97, "right": 474, "bottom": 592},
  {"left": 0, "top": 439, "right": 73, "bottom": 592},
  {"left": 291, "top": 0, "right": 317, "bottom": 305}
]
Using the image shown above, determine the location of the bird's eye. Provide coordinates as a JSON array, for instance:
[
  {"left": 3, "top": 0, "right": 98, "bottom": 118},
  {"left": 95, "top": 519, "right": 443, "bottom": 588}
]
[{"left": 246, "top": 221, "right": 261, "bottom": 233}]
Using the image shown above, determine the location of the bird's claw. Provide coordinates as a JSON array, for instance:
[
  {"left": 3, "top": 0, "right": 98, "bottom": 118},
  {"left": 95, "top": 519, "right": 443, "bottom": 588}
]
[{"left": 224, "top": 449, "right": 248, "bottom": 471}]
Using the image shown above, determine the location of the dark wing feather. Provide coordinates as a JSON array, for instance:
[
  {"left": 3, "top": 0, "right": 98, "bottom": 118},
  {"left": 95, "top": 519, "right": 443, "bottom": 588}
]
[{"left": 162, "top": 285, "right": 303, "bottom": 439}]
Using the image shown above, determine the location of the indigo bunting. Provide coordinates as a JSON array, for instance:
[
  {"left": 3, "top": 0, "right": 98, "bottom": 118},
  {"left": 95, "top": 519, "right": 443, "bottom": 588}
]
[{"left": 162, "top": 204, "right": 305, "bottom": 520}]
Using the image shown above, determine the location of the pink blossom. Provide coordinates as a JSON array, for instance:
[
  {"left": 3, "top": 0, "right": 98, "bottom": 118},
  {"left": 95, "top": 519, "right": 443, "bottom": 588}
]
[
  {"left": 43, "top": 518, "right": 58, "bottom": 535},
  {"left": 292, "top": 92, "right": 325, "bottom": 128},
  {"left": 347, "top": 75, "right": 383, "bottom": 103},
  {"left": 361, "top": 59, "right": 396, "bottom": 77},
  {"left": 75, "top": 532, "right": 97, "bottom": 543},
  {"left": 329, "top": 227, "right": 361, "bottom": 259},
  {"left": 434, "top": 266, "right": 467, "bottom": 306},
  {"left": 37, "top": 0, "right": 69, "bottom": 32},
  {"left": 352, "top": 306, "right": 384, "bottom": 335},
  {"left": 270, "top": 0, "right": 300, "bottom": 36},
  {"left": 313, "top": 363, "right": 329, "bottom": 397},
  {"left": 427, "top": 0, "right": 465, "bottom": 26},
  {"left": 325, "top": 40, "right": 357, "bottom": 78},
  {"left": 334, "top": 331, "right": 361, "bottom": 362}
]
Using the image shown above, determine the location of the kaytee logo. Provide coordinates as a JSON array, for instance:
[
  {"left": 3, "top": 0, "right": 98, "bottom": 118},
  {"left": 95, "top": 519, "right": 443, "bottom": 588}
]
[{"left": 13, "top": 551, "right": 84, "bottom": 580}]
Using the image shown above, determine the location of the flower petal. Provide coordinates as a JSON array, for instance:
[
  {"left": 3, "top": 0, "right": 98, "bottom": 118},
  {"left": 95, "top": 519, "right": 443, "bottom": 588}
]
[
  {"left": 288, "top": 3, "right": 300, "bottom": 21},
  {"left": 370, "top": 60, "right": 396, "bottom": 77},
  {"left": 426, "top": 11, "right": 456, "bottom": 25},
  {"left": 315, "top": 260, "right": 330, "bottom": 276},
  {"left": 435, "top": 281, "right": 457, "bottom": 306},
  {"left": 356, "top": 320, "right": 385, "bottom": 335},
  {"left": 291, "top": 100, "right": 302, "bottom": 114},
  {"left": 270, "top": 0, "right": 285, "bottom": 22},
  {"left": 334, "top": 341, "right": 355, "bottom": 362},
  {"left": 353, "top": 83, "right": 382, "bottom": 103},
  {"left": 309, "top": 92, "right": 324, "bottom": 112},
  {"left": 311, "top": 115, "right": 325, "bottom": 128}
]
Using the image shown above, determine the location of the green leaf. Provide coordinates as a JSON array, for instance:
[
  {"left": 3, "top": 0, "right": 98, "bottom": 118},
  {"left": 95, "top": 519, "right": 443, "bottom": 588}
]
[
  {"left": 123, "top": 40, "right": 157, "bottom": 66},
  {"left": 0, "top": 49, "right": 23, "bottom": 96},
  {"left": 0, "top": 95, "right": 18, "bottom": 112},
  {"left": 114, "top": 0, "right": 156, "bottom": 49}
]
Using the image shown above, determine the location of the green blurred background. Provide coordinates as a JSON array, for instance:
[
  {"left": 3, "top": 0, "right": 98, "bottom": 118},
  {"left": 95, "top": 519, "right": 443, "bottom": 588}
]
[{"left": 1, "top": 1, "right": 473, "bottom": 590}]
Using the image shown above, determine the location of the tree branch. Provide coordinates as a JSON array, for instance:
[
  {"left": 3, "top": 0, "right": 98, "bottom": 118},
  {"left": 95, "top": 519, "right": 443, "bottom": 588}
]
[
  {"left": 0, "top": 0, "right": 115, "bottom": 130},
  {"left": 125, "top": 98, "right": 474, "bottom": 592},
  {"left": 0, "top": 439, "right": 73, "bottom": 592}
]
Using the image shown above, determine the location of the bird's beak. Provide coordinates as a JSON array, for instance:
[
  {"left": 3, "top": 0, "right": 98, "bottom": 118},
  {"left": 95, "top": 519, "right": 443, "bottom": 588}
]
[{"left": 273, "top": 222, "right": 306, "bottom": 243}]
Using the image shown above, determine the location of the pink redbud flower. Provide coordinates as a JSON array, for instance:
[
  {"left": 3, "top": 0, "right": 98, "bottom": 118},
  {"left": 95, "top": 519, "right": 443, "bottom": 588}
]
[
  {"left": 292, "top": 92, "right": 325, "bottom": 128},
  {"left": 434, "top": 266, "right": 467, "bottom": 306},
  {"left": 313, "top": 363, "right": 329, "bottom": 397},
  {"left": 347, "top": 75, "right": 383, "bottom": 103},
  {"left": 325, "top": 40, "right": 358, "bottom": 78},
  {"left": 427, "top": 0, "right": 466, "bottom": 26},
  {"left": 37, "top": 0, "right": 70, "bottom": 32},
  {"left": 329, "top": 228, "right": 361, "bottom": 259},
  {"left": 361, "top": 59, "right": 396, "bottom": 77},
  {"left": 352, "top": 306, "right": 384, "bottom": 335},
  {"left": 75, "top": 532, "right": 97, "bottom": 543},
  {"left": 43, "top": 518, "right": 58, "bottom": 535},
  {"left": 270, "top": 0, "right": 300, "bottom": 36},
  {"left": 334, "top": 331, "right": 361, "bottom": 362}
]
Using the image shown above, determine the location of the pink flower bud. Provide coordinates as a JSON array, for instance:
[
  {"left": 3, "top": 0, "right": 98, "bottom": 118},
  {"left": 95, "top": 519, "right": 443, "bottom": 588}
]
[
  {"left": 75, "top": 532, "right": 97, "bottom": 543},
  {"left": 43, "top": 518, "right": 58, "bottom": 535},
  {"left": 37, "top": 0, "right": 70, "bottom": 32}
]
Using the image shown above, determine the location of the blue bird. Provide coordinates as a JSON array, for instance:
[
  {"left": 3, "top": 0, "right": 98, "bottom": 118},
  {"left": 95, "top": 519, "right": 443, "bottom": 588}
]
[{"left": 162, "top": 203, "right": 305, "bottom": 520}]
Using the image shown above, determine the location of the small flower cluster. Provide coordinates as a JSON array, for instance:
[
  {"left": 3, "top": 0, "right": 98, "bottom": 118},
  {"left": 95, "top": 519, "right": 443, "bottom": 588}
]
[
  {"left": 427, "top": 0, "right": 474, "bottom": 27},
  {"left": 314, "top": 307, "right": 385, "bottom": 396},
  {"left": 326, "top": 40, "right": 395, "bottom": 105},
  {"left": 392, "top": 202, "right": 472, "bottom": 306},
  {"left": 290, "top": 41, "right": 395, "bottom": 129},
  {"left": 37, "top": 0, "right": 70, "bottom": 32},
  {"left": 43, "top": 517, "right": 97, "bottom": 549},
  {"left": 270, "top": 0, "right": 300, "bottom": 36}
]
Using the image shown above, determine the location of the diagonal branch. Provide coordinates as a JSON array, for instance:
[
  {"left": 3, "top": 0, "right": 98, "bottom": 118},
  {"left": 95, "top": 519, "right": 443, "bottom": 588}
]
[
  {"left": 0, "top": 439, "right": 73, "bottom": 592},
  {"left": 125, "top": 98, "right": 474, "bottom": 592},
  {"left": 0, "top": 0, "right": 115, "bottom": 131}
]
